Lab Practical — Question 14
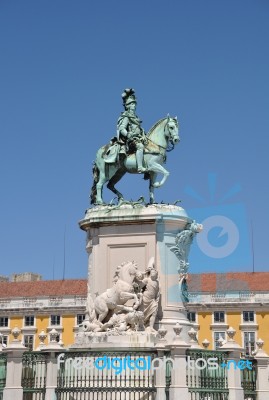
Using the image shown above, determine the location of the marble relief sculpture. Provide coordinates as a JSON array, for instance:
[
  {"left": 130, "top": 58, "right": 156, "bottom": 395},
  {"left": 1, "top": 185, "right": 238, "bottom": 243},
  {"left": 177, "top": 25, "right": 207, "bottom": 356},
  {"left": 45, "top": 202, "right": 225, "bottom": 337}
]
[{"left": 83, "top": 259, "right": 160, "bottom": 335}]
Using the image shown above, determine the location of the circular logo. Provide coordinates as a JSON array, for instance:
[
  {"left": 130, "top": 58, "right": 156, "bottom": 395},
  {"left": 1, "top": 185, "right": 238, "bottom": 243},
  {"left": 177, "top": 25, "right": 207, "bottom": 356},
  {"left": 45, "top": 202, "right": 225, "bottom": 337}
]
[{"left": 196, "top": 215, "right": 239, "bottom": 258}]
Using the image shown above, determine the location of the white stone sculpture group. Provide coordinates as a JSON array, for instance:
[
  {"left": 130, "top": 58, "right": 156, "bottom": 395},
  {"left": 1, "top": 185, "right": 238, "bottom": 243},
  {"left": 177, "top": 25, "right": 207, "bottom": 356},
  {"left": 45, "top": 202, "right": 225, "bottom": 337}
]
[{"left": 83, "top": 257, "right": 160, "bottom": 335}]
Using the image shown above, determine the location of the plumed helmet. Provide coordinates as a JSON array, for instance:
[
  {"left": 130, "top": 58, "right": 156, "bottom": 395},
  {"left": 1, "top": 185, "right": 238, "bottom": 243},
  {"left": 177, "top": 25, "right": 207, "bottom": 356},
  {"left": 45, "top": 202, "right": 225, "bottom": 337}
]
[{"left": 122, "top": 88, "right": 137, "bottom": 107}]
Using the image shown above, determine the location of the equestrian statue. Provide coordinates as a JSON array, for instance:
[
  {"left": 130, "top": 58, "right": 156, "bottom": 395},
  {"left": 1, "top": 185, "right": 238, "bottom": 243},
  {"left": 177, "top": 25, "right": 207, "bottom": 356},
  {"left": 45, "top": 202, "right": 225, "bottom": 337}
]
[{"left": 90, "top": 88, "right": 180, "bottom": 205}]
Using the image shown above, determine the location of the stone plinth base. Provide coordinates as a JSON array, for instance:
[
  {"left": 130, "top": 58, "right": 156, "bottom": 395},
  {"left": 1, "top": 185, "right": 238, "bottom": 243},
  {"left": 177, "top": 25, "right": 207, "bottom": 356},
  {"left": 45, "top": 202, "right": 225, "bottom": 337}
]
[
  {"left": 3, "top": 388, "right": 23, "bottom": 400},
  {"left": 79, "top": 203, "right": 198, "bottom": 345},
  {"left": 71, "top": 330, "right": 158, "bottom": 349}
]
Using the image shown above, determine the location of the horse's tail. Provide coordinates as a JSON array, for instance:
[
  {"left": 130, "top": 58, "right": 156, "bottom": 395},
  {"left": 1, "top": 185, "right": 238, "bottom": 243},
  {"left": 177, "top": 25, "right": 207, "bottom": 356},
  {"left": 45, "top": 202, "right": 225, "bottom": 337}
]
[{"left": 90, "top": 162, "right": 100, "bottom": 204}]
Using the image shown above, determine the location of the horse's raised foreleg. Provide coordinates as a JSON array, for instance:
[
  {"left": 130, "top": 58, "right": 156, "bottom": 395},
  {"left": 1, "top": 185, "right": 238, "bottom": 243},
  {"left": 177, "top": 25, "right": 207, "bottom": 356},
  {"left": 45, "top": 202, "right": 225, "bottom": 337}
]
[
  {"left": 107, "top": 168, "right": 126, "bottom": 202},
  {"left": 147, "top": 161, "right": 170, "bottom": 188},
  {"left": 120, "top": 292, "right": 140, "bottom": 309}
]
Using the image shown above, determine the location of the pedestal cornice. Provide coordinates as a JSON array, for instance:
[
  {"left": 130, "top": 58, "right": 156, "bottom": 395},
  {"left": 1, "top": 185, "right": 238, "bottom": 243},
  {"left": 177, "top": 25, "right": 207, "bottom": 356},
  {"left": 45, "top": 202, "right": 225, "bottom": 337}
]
[{"left": 79, "top": 204, "right": 191, "bottom": 231}]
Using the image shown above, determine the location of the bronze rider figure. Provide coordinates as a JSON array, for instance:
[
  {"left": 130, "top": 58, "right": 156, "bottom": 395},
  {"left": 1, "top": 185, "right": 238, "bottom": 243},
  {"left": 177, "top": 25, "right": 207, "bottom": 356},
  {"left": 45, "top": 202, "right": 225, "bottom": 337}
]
[{"left": 117, "top": 88, "right": 147, "bottom": 173}]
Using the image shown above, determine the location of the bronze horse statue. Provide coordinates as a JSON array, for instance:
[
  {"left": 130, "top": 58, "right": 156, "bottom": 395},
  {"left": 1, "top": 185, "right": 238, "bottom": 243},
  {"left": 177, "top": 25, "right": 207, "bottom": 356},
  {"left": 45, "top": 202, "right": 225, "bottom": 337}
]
[{"left": 90, "top": 116, "right": 179, "bottom": 204}]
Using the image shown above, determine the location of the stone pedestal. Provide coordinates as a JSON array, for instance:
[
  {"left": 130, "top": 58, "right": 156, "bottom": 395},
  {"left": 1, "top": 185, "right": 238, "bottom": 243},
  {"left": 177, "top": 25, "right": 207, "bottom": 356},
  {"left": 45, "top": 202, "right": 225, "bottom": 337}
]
[
  {"left": 44, "top": 352, "right": 58, "bottom": 400},
  {"left": 3, "top": 348, "right": 26, "bottom": 400},
  {"left": 221, "top": 328, "right": 245, "bottom": 400},
  {"left": 79, "top": 204, "right": 196, "bottom": 344},
  {"left": 254, "top": 340, "right": 269, "bottom": 400}
]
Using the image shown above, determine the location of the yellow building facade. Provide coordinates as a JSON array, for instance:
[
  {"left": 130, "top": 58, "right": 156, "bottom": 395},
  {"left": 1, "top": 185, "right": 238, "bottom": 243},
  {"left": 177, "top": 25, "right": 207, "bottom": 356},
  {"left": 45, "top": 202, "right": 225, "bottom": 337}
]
[
  {"left": 187, "top": 272, "right": 269, "bottom": 354},
  {"left": 0, "top": 279, "right": 87, "bottom": 350}
]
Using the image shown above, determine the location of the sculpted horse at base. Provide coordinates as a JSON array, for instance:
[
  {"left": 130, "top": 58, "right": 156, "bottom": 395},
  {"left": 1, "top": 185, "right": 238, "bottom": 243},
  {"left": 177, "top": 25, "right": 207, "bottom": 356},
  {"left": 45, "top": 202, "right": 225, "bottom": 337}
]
[
  {"left": 90, "top": 116, "right": 179, "bottom": 205},
  {"left": 91, "top": 261, "right": 143, "bottom": 325}
]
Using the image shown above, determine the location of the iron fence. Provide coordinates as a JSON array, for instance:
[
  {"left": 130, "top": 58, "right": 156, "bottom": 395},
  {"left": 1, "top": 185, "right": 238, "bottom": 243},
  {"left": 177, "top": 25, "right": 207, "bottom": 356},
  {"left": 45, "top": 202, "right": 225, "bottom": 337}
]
[
  {"left": 241, "top": 357, "right": 257, "bottom": 400},
  {"left": 22, "top": 351, "right": 47, "bottom": 400},
  {"left": 0, "top": 347, "right": 260, "bottom": 400},
  {"left": 186, "top": 349, "right": 229, "bottom": 400},
  {"left": 55, "top": 350, "right": 157, "bottom": 400},
  {"left": 0, "top": 353, "right": 7, "bottom": 400},
  {"left": 165, "top": 353, "right": 172, "bottom": 400}
]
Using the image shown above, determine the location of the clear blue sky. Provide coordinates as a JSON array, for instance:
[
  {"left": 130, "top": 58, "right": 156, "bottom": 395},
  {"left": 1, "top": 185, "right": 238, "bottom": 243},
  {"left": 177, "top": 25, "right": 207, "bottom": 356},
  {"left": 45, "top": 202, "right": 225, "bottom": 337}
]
[{"left": 0, "top": 1, "right": 268, "bottom": 280}]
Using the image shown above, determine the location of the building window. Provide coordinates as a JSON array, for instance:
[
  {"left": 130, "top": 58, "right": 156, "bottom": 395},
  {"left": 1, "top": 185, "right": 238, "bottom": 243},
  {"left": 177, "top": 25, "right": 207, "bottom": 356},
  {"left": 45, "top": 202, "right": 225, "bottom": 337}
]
[
  {"left": 187, "top": 312, "right": 196, "bottom": 323},
  {"left": 244, "top": 332, "right": 255, "bottom": 355},
  {"left": 24, "top": 335, "right": 34, "bottom": 351},
  {"left": 77, "top": 314, "right": 86, "bottom": 325},
  {"left": 243, "top": 311, "right": 254, "bottom": 322},
  {"left": 24, "top": 315, "right": 35, "bottom": 326},
  {"left": 50, "top": 315, "right": 61, "bottom": 326},
  {"left": 0, "top": 335, "right": 8, "bottom": 347},
  {"left": 214, "top": 311, "right": 225, "bottom": 323},
  {"left": 0, "top": 317, "right": 8, "bottom": 327},
  {"left": 214, "top": 332, "right": 225, "bottom": 349}
]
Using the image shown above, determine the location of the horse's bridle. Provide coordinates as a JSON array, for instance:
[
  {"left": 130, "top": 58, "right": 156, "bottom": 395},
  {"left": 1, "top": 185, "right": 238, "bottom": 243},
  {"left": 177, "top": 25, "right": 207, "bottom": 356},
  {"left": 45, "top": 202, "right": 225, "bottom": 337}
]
[
  {"left": 164, "top": 119, "right": 179, "bottom": 152},
  {"left": 146, "top": 119, "right": 177, "bottom": 156}
]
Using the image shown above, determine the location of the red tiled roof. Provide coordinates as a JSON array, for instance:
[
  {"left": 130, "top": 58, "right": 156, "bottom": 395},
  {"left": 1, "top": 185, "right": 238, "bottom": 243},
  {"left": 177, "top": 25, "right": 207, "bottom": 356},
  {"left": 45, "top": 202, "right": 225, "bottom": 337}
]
[
  {"left": 188, "top": 272, "right": 269, "bottom": 292},
  {"left": 0, "top": 279, "right": 87, "bottom": 298},
  {"left": 0, "top": 272, "right": 268, "bottom": 299}
]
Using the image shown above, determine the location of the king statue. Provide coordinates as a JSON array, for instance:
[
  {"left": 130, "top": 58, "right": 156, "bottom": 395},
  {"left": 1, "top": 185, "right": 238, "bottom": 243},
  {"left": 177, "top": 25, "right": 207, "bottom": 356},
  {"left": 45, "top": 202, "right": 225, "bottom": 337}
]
[
  {"left": 116, "top": 88, "right": 147, "bottom": 173},
  {"left": 90, "top": 88, "right": 180, "bottom": 205}
]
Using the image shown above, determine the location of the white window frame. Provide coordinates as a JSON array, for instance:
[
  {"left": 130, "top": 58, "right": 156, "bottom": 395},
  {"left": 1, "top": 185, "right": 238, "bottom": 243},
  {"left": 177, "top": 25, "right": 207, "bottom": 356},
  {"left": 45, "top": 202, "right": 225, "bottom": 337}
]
[
  {"left": 213, "top": 311, "right": 225, "bottom": 323},
  {"left": 0, "top": 316, "right": 9, "bottom": 328},
  {"left": 23, "top": 334, "right": 35, "bottom": 351},
  {"left": 1, "top": 334, "right": 8, "bottom": 347},
  {"left": 24, "top": 315, "right": 35, "bottom": 327},
  {"left": 243, "top": 331, "right": 256, "bottom": 356},
  {"left": 242, "top": 311, "right": 255, "bottom": 323},
  {"left": 213, "top": 331, "right": 226, "bottom": 350},
  {"left": 50, "top": 315, "right": 61, "bottom": 326},
  {"left": 187, "top": 312, "right": 196, "bottom": 323},
  {"left": 76, "top": 314, "right": 86, "bottom": 326}
]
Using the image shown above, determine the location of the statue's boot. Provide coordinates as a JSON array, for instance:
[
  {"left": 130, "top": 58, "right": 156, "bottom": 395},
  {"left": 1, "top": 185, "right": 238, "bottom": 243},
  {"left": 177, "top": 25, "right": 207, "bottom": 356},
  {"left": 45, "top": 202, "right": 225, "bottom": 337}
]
[{"left": 136, "top": 149, "right": 146, "bottom": 173}]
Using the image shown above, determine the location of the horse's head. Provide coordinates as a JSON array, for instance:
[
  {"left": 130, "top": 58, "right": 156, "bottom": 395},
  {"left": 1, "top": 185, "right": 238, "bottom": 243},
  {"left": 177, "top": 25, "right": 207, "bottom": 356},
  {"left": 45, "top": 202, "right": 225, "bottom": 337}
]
[
  {"left": 115, "top": 260, "right": 143, "bottom": 284},
  {"left": 164, "top": 115, "right": 180, "bottom": 148}
]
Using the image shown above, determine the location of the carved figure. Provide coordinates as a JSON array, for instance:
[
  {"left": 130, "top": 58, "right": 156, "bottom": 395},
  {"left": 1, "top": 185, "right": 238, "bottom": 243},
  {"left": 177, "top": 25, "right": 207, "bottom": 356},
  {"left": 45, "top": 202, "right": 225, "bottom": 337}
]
[
  {"left": 170, "top": 221, "right": 203, "bottom": 303},
  {"left": 83, "top": 285, "right": 103, "bottom": 332},
  {"left": 139, "top": 257, "right": 160, "bottom": 332},
  {"left": 86, "top": 261, "right": 143, "bottom": 327},
  {"left": 102, "top": 310, "right": 145, "bottom": 334},
  {"left": 171, "top": 221, "right": 203, "bottom": 274},
  {"left": 90, "top": 89, "right": 180, "bottom": 205}
]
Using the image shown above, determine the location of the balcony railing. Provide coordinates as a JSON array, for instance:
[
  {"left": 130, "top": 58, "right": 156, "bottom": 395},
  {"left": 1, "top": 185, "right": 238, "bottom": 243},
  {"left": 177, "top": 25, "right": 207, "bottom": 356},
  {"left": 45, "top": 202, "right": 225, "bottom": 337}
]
[
  {"left": 188, "top": 291, "right": 269, "bottom": 304},
  {"left": 0, "top": 296, "right": 87, "bottom": 310}
]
